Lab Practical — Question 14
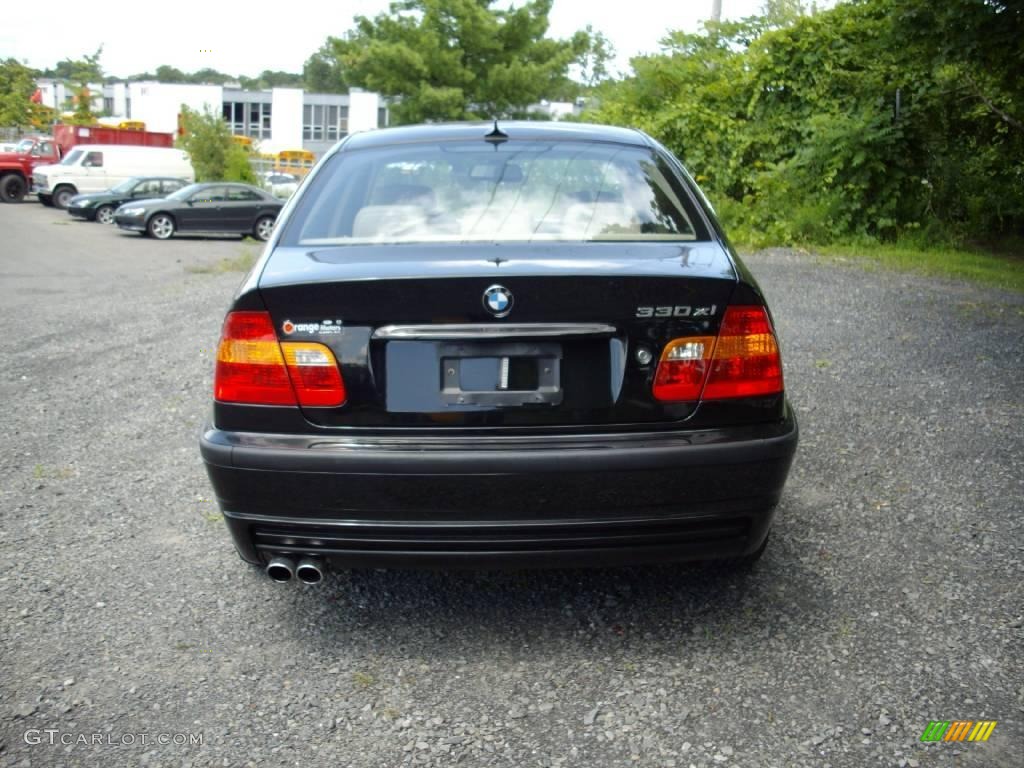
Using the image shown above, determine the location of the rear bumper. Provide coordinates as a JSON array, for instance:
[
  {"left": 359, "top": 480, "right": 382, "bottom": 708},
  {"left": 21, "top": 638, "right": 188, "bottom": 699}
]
[{"left": 200, "top": 405, "right": 798, "bottom": 568}]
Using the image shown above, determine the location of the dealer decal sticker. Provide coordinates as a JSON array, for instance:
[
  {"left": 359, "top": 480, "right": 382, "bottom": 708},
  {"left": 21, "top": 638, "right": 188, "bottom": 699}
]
[{"left": 281, "top": 319, "right": 343, "bottom": 335}]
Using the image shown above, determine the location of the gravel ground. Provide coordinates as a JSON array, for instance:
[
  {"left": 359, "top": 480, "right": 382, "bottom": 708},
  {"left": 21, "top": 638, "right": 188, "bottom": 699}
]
[{"left": 0, "top": 202, "right": 1021, "bottom": 768}]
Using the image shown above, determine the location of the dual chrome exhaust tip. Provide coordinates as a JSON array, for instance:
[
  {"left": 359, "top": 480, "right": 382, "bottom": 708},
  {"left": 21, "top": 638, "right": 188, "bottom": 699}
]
[{"left": 265, "top": 556, "right": 325, "bottom": 585}]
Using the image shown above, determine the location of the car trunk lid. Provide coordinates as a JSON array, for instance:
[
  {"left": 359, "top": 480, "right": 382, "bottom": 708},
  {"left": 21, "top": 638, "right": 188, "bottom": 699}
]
[{"left": 256, "top": 242, "right": 738, "bottom": 428}]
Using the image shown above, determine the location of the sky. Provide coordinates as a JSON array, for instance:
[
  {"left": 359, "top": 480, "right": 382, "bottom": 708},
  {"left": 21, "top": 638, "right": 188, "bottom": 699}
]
[{"left": 0, "top": 0, "right": 778, "bottom": 81}]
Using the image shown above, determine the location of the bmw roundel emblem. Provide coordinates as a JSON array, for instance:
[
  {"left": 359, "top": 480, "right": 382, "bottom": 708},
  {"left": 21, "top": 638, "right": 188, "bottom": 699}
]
[{"left": 483, "top": 285, "right": 513, "bottom": 317}]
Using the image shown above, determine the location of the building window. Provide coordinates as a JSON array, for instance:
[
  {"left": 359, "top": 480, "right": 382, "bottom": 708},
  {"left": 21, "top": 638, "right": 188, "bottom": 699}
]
[
  {"left": 303, "top": 103, "right": 349, "bottom": 142},
  {"left": 126, "top": 97, "right": 131, "bottom": 119},
  {"left": 378, "top": 107, "right": 388, "bottom": 128},
  {"left": 326, "top": 105, "right": 338, "bottom": 141},
  {"left": 103, "top": 97, "right": 114, "bottom": 115},
  {"left": 314, "top": 105, "right": 324, "bottom": 141},
  {"left": 222, "top": 101, "right": 271, "bottom": 139}
]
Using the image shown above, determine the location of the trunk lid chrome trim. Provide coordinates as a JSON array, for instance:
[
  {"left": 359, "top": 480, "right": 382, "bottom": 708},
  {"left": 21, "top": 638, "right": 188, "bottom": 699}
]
[{"left": 373, "top": 323, "right": 617, "bottom": 340}]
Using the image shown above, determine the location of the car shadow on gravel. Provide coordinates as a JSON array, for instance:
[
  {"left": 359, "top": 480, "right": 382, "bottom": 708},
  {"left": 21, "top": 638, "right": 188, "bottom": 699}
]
[
  {"left": 257, "top": 499, "right": 834, "bottom": 657},
  {"left": 114, "top": 232, "right": 250, "bottom": 241}
]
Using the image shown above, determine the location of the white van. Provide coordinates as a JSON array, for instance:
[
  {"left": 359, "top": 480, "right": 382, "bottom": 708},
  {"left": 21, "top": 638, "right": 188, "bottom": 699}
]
[{"left": 32, "top": 145, "right": 195, "bottom": 209}]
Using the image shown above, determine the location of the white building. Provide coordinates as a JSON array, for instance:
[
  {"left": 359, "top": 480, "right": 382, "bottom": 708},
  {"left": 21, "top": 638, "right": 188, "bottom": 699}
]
[
  {"left": 36, "top": 79, "right": 389, "bottom": 157},
  {"left": 35, "top": 80, "right": 105, "bottom": 116},
  {"left": 527, "top": 98, "right": 588, "bottom": 120}
]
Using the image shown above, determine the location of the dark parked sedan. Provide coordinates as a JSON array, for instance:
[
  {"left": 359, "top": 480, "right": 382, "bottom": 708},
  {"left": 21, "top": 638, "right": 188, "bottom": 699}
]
[
  {"left": 67, "top": 177, "right": 189, "bottom": 224},
  {"left": 114, "top": 182, "right": 283, "bottom": 240},
  {"left": 199, "top": 122, "right": 798, "bottom": 585}
]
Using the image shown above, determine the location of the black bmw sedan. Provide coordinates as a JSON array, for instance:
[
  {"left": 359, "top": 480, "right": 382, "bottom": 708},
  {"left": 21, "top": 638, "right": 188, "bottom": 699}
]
[
  {"left": 200, "top": 122, "right": 798, "bottom": 584},
  {"left": 114, "top": 182, "right": 283, "bottom": 240},
  {"left": 68, "top": 177, "right": 189, "bottom": 224}
]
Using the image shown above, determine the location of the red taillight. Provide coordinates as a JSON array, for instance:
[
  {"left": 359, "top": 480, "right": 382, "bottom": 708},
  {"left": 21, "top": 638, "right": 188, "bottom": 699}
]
[
  {"left": 214, "top": 311, "right": 346, "bottom": 407},
  {"left": 703, "top": 306, "right": 784, "bottom": 399},
  {"left": 652, "top": 305, "right": 783, "bottom": 402},
  {"left": 215, "top": 312, "right": 295, "bottom": 405}
]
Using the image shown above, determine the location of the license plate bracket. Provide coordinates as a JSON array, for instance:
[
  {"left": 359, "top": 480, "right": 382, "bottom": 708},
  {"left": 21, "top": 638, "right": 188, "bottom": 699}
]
[{"left": 439, "top": 341, "right": 562, "bottom": 407}]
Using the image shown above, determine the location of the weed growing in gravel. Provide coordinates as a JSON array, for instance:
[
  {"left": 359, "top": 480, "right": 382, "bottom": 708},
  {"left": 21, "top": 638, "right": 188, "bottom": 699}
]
[
  {"left": 955, "top": 300, "right": 1023, "bottom": 322},
  {"left": 186, "top": 249, "right": 259, "bottom": 275},
  {"left": 352, "top": 672, "right": 376, "bottom": 689},
  {"left": 33, "top": 464, "right": 74, "bottom": 479}
]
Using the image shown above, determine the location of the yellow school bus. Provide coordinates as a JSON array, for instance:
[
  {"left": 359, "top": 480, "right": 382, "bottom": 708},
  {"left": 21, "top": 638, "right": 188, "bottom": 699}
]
[
  {"left": 118, "top": 121, "right": 146, "bottom": 131},
  {"left": 274, "top": 149, "right": 315, "bottom": 177}
]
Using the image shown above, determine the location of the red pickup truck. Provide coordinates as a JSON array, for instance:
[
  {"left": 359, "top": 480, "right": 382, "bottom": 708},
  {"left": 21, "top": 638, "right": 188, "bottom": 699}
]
[{"left": 0, "top": 125, "right": 175, "bottom": 203}]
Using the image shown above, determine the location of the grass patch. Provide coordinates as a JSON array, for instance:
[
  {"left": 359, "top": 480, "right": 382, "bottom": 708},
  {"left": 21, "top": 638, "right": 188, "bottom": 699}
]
[
  {"left": 811, "top": 241, "right": 1024, "bottom": 293},
  {"left": 186, "top": 249, "right": 258, "bottom": 275}
]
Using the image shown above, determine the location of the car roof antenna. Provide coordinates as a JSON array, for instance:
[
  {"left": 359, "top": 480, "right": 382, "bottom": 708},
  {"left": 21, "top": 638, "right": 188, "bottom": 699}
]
[{"left": 485, "top": 119, "right": 508, "bottom": 148}]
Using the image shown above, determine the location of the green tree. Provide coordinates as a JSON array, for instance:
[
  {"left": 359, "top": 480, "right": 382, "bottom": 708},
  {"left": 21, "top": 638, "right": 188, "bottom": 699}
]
[
  {"left": 891, "top": 0, "right": 1024, "bottom": 237},
  {"left": 124, "top": 66, "right": 303, "bottom": 89},
  {"left": 188, "top": 68, "right": 233, "bottom": 85},
  {"left": 257, "top": 70, "right": 305, "bottom": 88},
  {"left": 304, "top": 44, "right": 349, "bottom": 93},
  {"left": 64, "top": 48, "right": 104, "bottom": 126},
  {"left": 0, "top": 58, "right": 38, "bottom": 127},
  {"left": 154, "top": 65, "right": 187, "bottom": 83},
  {"left": 38, "top": 59, "right": 77, "bottom": 80},
  {"left": 575, "top": 26, "right": 615, "bottom": 89},
  {"left": 175, "top": 105, "right": 256, "bottom": 183},
  {"left": 317, "top": 0, "right": 596, "bottom": 123}
]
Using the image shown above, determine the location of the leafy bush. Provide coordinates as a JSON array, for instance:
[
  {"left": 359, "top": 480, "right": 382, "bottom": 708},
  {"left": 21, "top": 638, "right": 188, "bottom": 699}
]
[
  {"left": 585, "top": 0, "right": 1024, "bottom": 246},
  {"left": 176, "top": 106, "right": 255, "bottom": 183}
]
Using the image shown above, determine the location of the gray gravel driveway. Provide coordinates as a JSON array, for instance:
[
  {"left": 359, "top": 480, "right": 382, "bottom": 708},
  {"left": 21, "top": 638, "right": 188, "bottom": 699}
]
[{"left": 1, "top": 202, "right": 1021, "bottom": 767}]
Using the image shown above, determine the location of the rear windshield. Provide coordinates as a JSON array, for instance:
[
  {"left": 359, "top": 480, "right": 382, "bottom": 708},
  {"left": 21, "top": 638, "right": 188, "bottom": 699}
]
[{"left": 280, "top": 140, "right": 709, "bottom": 246}]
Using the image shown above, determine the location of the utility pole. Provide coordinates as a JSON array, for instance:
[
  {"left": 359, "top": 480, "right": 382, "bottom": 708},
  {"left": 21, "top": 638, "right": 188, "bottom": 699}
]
[{"left": 711, "top": 0, "right": 722, "bottom": 22}]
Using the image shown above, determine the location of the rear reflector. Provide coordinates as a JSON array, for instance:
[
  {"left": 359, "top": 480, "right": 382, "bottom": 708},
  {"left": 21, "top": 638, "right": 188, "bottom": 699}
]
[
  {"left": 215, "top": 311, "right": 346, "bottom": 407},
  {"left": 652, "top": 306, "right": 783, "bottom": 402}
]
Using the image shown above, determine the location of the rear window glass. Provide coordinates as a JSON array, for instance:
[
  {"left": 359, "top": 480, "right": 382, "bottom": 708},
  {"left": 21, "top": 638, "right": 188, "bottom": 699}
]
[
  {"left": 280, "top": 140, "right": 708, "bottom": 246},
  {"left": 227, "top": 187, "right": 261, "bottom": 201}
]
